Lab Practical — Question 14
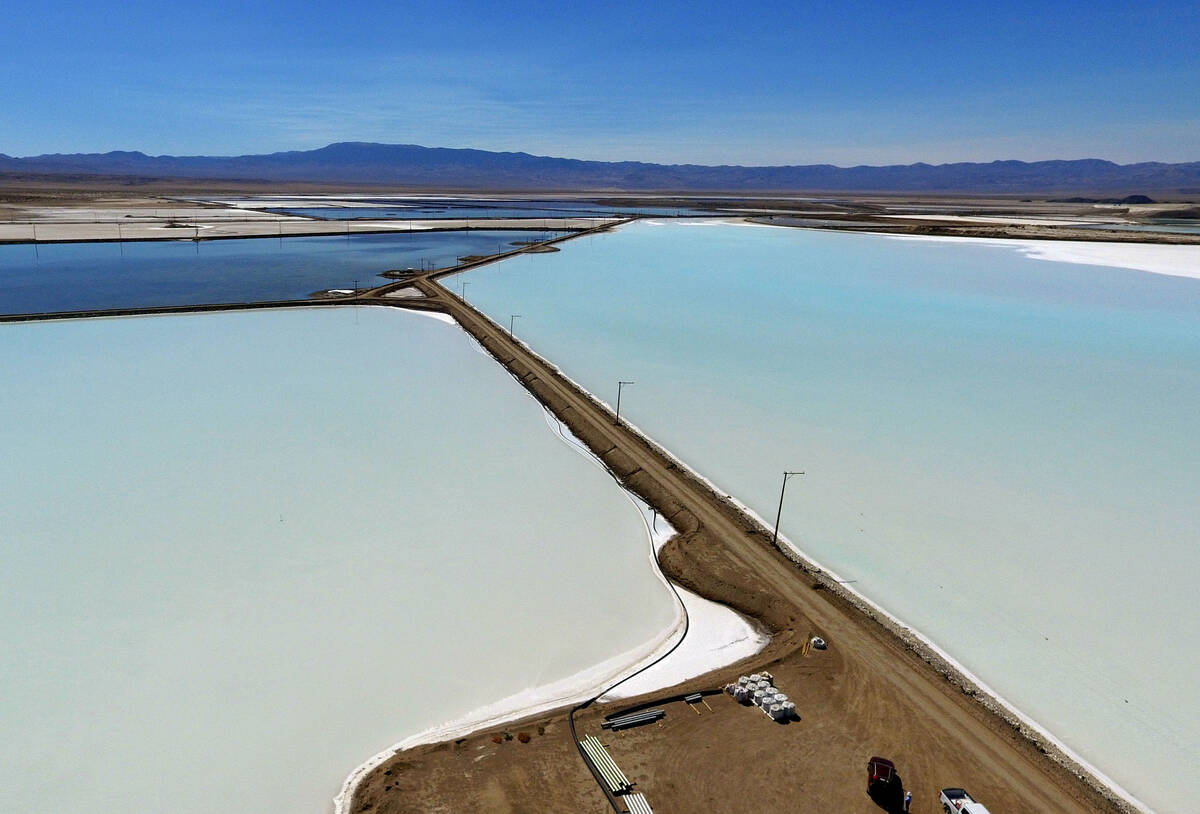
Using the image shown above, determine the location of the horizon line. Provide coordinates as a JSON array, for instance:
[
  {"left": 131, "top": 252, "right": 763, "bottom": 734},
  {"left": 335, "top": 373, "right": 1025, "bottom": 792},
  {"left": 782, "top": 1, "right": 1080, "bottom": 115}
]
[{"left": 5, "top": 141, "right": 1199, "bottom": 170}]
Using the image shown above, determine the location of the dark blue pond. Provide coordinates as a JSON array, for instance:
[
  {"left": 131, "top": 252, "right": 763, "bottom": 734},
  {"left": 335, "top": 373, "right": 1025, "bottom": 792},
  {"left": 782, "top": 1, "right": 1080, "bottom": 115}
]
[{"left": 0, "top": 230, "right": 560, "bottom": 314}]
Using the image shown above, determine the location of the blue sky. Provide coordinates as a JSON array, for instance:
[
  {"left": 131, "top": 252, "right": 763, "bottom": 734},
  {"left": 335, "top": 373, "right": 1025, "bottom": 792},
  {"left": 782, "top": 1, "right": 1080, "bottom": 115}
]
[{"left": 2, "top": 0, "right": 1196, "bottom": 164}]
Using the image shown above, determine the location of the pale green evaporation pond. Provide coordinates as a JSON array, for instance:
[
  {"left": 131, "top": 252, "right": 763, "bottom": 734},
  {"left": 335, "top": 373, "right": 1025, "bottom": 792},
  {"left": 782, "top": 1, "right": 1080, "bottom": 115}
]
[
  {"left": 0, "top": 308, "right": 674, "bottom": 814},
  {"left": 465, "top": 220, "right": 1200, "bottom": 814}
]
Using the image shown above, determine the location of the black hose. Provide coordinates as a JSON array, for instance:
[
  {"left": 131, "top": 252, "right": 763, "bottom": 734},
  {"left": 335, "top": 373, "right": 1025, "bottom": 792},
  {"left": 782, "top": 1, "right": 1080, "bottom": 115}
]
[{"left": 567, "top": 520, "right": 691, "bottom": 812}]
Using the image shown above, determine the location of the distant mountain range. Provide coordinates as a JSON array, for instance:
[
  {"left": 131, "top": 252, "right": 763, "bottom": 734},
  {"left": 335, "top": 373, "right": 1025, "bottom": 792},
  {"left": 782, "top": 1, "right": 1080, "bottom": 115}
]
[{"left": 2, "top": 142, "right": 1198, "bottom": 194}]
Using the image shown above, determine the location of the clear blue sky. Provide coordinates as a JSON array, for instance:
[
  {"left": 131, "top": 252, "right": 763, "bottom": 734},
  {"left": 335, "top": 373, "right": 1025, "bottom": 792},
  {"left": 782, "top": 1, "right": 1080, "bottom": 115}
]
[{"left": 2, "top": 0, "right": 1196, "bottom": 164}]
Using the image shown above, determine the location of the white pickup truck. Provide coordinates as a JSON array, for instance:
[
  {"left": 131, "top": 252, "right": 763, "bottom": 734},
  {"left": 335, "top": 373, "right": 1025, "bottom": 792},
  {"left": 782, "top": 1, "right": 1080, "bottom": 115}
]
[{"left": 940, "top": 787, "right": 992, "bottom": 814}]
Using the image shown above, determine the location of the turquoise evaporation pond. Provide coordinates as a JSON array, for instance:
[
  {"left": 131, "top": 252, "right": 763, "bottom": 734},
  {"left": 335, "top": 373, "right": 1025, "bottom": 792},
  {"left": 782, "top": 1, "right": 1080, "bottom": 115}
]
[
  {"left": 465, "top": 220, "right": 1200, "bottom": 814},
  {"left": 0, "top": 230, "right": 545, "bottom": 314},
  {"left": 0, "top": 307, "right": 674, "bottom": 814}
]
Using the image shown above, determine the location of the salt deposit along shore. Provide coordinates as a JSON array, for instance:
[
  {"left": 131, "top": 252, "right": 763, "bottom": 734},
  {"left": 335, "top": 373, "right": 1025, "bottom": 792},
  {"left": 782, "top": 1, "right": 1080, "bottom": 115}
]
[
  {"left": 539, "top": 409, "right": 769, "bottom": 704},
  {"left": 332, "top": 403, "right": 767, "bottom": 814},
  {"left": 878, "top": 230, "right": 1200, "bottom": 280}
]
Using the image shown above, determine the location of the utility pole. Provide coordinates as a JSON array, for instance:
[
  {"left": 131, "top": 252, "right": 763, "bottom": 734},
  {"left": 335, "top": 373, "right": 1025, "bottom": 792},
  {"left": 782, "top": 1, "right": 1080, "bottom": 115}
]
[
  {"left": 771, "top": 471, "right": 805, "bottom": 549},
  {"left": 461, "top": 280, "right": 470, "bottom": 301},
  {"left": 615, "top": 381, "right": 635, "bottom": 425},
  {"left": 509, "top": 314, "right": 522, "bottom": 336}
]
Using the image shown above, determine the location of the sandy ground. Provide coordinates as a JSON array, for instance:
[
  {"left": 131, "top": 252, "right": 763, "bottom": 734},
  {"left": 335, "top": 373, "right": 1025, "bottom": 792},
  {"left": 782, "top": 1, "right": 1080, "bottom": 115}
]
[
  {"left": 343, "top": 272, "right": 1138, "bottom": 814},
  {"left": 356, "top": 638, "right": 1091, "bottom": 814}
]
